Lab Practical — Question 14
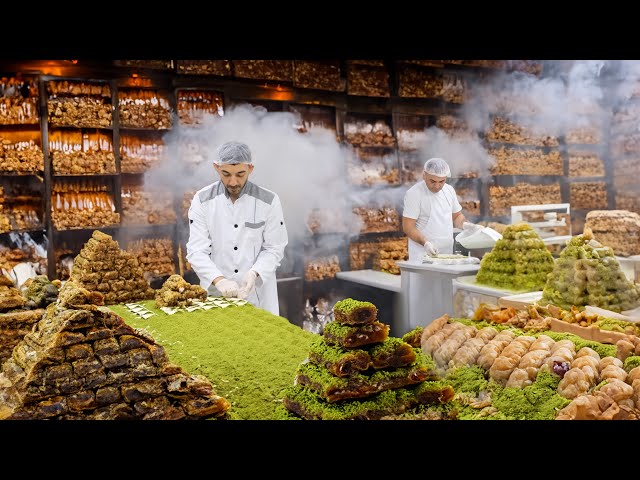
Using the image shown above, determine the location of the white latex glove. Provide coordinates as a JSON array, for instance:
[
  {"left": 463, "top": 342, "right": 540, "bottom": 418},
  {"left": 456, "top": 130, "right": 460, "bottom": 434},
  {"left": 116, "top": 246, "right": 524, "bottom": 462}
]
[
  {"left": 215, "top": 278, "right": 239, "bottom": 297},
  {"left": 238, "top": 270, "right": 258, "bottom": 300},
  {"left": 423, "top": 240, "right": 439, "bottom": 256},
  {"left": 463, "top": 221, "right": 482, "bottom": 232}
]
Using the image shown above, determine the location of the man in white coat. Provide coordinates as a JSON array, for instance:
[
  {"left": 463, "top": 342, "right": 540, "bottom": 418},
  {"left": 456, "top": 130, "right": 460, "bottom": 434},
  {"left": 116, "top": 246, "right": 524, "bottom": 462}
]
[
  {"left": 401, "top": 157, "right": 481, "bottom": 331},
  {"left": 186, "top": 141, "right": 288, "bottom": 316},
  {"left": 402, "top": 157, "right": 480, "bottom": 261}
]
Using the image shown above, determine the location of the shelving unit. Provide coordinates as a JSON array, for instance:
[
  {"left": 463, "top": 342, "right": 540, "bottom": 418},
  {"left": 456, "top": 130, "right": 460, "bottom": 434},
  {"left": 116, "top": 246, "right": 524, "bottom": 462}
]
[
  {"left": 3, "top": 59, "right": 629, "bottom": 326},
  {"left": 0, "top": 75, "right": 47, "bottom": 274}
]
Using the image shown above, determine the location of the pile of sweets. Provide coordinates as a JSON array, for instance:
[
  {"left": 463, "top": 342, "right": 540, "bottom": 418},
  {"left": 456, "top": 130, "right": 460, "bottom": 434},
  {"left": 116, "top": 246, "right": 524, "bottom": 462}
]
[
  {"left": 280, "top": 298, "right": 454, "bottom": 419},
  {"left": 475, "top": 222, "right": 554, "bottom": 292},
  {"left": 70, "top": 230, "right": 155, "bottom": 304},
  {"left": 0, "top": 280, "right": 230, "bottom": 420},
  {"left": 541, "top": 229, "right": 640, "bottom": 313},
  {"left": 155, "top": 274, "right": 207, "bottom": 308}
]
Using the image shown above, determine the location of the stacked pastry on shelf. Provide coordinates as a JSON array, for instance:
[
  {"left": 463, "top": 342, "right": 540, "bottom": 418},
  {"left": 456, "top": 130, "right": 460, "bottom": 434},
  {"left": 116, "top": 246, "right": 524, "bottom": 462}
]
[
  {"left": 47, "top": 80, "right": 112, "bottom": 128},
  {"left": 488, "top": 183, "right": 562, "bottom": 217},
  {"left": 584, "top": 210, "right": 640, "bottom": 257},
  {"left": 304, "top": 255, "right": 341, "bottom": 281},
  {"left": 280, "top": 298, "right": 453, "bottom": 419},
  {"left": 485, "top": 116, "right": 559, "bottom": 147}
]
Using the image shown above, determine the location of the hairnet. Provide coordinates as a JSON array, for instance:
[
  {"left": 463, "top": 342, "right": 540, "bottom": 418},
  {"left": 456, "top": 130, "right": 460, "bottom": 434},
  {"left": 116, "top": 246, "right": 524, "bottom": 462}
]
[
  {"left": 423, "top": 157, "right": 451, "bottom": 177},
  {"left": 215, "top": 141, "right": 253, "bottom": 165}
]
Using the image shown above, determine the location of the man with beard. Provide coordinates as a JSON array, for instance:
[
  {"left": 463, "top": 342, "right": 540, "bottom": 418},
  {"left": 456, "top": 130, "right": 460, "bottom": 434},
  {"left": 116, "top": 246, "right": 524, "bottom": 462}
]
[{"left": 186, "top": 141, "right": 288, "bottom": 315}]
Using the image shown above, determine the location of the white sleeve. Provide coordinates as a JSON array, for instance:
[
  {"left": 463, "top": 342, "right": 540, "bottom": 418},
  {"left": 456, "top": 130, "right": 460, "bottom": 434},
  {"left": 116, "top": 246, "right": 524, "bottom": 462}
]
[
  {"left": 402, "top": 186, "right": 420, "bottom": 219},
  {"left": 449, "top": 185, "right": 462, "bottom": 214},
  {"left": 185, "top": 193, "right": 224, "bottom": 289},
  {"left": 252, "top": 193, "right": 288, "bottom": 284}
]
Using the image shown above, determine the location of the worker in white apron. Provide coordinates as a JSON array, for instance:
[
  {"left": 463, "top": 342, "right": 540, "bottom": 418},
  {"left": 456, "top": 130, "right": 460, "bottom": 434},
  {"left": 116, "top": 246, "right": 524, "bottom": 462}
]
[{"left": 401, "top": 157, "right": 481, "bottom": 328}]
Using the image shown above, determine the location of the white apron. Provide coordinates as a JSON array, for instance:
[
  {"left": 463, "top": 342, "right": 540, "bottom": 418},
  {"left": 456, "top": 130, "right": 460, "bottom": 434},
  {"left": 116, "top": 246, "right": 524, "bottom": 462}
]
[
  {"left": 405, "top": 189, "right": 455, "bottom": 332},
  {"left": 408, "top": 189, "right": 454, "bottom": 261}
]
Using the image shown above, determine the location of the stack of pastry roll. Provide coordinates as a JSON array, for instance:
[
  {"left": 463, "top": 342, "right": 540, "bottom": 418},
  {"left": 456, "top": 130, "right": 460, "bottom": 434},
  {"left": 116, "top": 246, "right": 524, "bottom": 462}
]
[
  {"left": 488, "top": 335, "right": 536, "bottom": 386},
  {"left": 475, "top": 330, "right": 517, "bottom": 371},
  {"left": 505, "top": 334, "right": 556, "bottom": 388},
  {"left": 556, "top": 346, "right": 600, "bottom": 399},
  {"left": 323, "top": 298, "right": 388, "bottom": 348},
  {"left": 448, "top": 326, "right": 499, "bottom": 369},
  {"left": 282, "top": 298, "right": 452, "bottom": 419}
]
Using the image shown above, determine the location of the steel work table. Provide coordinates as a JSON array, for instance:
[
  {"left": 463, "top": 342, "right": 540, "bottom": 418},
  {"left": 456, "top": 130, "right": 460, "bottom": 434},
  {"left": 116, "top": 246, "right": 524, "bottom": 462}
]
[{"left": 396, "top": 260, "right": 480, "bottom": 335}]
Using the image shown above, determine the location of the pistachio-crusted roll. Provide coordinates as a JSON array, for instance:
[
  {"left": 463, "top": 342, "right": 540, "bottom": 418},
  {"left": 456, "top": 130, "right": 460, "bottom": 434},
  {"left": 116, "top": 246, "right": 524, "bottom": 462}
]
[
  {"left": 281, "top": 384, "right": 420, "bottom": 420},
  {"left": 368, "top": 338, "right": 417, "bottom": 369},
  {"left": 307, "top": 337, "right": 417, "bottom": 377},
  {"left": 307, "top": 338, "right": 371, "bottom": 377},
  {"left": 402, "top": 325, "right": 424, "bottom": 348},
  {"left": 323, "top": 320, "right": 389, "bottom": 348},
  {"left": 332, "top": 298, "right": 378, "bottom": 325},
  {"left": 294, "top": 355, "right": 431, "bottom": 402}
]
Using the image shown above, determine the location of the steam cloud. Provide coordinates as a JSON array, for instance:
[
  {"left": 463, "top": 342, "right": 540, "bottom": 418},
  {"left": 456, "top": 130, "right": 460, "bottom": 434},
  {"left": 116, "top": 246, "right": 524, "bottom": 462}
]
[
  {"left": 151, "top": 104, "right": 357, "bottom": 246},
  {"left": 134, "top": 60, "right": 640, "bottom": 278}
]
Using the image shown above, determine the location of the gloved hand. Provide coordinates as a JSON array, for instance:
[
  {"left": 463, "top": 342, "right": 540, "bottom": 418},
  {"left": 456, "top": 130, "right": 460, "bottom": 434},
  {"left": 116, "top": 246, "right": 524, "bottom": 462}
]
[
  {"left": 423, "top": 240, "right": 439, "bottom": 256},
  {"left": 463, "top": 221, "right": 482, "bottom": 232},
  {"left": 215, "top": 278, "right": 239, "bottom": 297},
  {"left": 238, "top": 270, "right": 258, "bottom": 300}
]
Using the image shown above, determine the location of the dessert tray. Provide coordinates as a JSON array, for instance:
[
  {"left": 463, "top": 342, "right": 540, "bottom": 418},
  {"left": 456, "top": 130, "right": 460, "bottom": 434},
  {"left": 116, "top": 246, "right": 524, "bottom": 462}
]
[{"left": 422, "top": 253, "right": 480, "bottom": 265}]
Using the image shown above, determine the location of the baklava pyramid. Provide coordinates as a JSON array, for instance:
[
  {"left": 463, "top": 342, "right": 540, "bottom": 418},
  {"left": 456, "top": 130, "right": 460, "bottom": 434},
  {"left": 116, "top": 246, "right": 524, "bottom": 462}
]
[
  {"left": 280, "top": 298, "right": 453, "bottom": 419},
  {"left": 541, "top": 229, "right": 640, "bottom": 312},
  {"left": 475, "top": 222, "right": 554, "bottom": 291},
  {"left": 0, "top": 280, "right": 231, "bottom": 420},
  {"left": 70, "top": 230, "right": 155, "bottom": 304}
]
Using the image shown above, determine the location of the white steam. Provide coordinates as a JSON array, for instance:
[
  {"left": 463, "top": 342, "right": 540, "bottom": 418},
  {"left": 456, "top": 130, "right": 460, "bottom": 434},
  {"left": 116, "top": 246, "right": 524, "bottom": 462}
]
[
  {"left": 136, "top": 60, "right": 640, "bottom": 276},
  {"left": 149, "top": 103, "right": 360, "bottom": 246}
]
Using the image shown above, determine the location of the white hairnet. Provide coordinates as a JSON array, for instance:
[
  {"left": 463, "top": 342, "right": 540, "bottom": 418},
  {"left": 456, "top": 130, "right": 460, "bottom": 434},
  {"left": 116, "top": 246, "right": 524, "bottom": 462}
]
[
  {"left": 215, "top": 141, "right": 253, "bottom": 165},
  {"left": 423, "top": 157, "right": 451, "bottom": 177}
]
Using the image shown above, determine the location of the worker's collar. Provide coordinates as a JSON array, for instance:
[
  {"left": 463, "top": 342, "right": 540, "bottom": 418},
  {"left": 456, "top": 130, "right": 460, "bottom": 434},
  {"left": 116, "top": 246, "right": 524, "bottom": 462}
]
[{"left": 223, "top": 182, "right": 249, "bottom": 200}]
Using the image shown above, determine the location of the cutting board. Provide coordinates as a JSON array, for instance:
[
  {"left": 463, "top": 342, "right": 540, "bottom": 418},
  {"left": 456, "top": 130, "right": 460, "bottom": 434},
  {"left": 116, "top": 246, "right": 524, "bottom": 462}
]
[{"left": 498, "top": 291, "right": 543, "bottom": 309}]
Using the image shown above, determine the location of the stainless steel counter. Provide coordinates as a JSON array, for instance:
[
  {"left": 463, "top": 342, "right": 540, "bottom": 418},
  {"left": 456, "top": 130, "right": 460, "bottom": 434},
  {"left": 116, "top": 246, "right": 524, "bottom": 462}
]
[
  {"left": 335, "top": 269, "right": 401, "bottom": 293},
  {"left": 396, "top": 260, "right": 480, "bottom": 335}
]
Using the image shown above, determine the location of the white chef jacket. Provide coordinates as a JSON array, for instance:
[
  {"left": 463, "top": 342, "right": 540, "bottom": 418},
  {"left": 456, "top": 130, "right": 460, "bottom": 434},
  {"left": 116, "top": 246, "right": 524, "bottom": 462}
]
[
  {"left": 402, "top": 181, "right": 462, "bottom": 261},
  {"left": 186, "top": 180, "right": 288, "bottom": 316}
]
